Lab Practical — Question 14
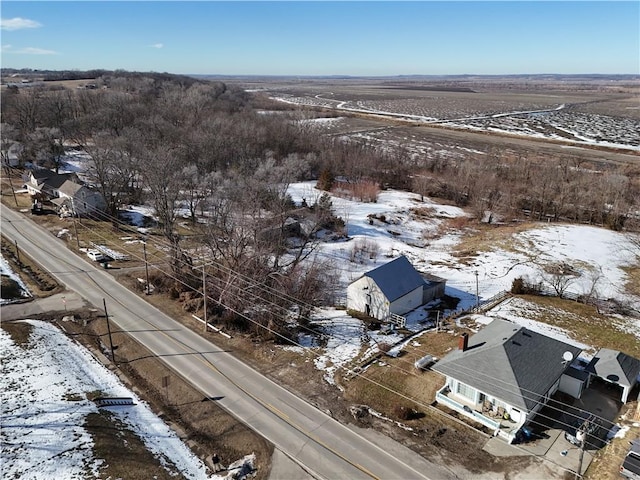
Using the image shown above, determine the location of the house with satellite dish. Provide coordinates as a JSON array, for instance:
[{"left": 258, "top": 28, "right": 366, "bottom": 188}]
[{"left": 432, "top": 318, "right": 583, "bottom": 443}]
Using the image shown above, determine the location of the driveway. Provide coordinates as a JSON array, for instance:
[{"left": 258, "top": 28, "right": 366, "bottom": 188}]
[{"left": 484, "top": 384, "right": 621, "bottom": 477}]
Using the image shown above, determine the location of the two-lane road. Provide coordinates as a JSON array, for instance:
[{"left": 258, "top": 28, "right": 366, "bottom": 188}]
[{"left": 1, "top": 206, "right": 450, "bottom": 480}]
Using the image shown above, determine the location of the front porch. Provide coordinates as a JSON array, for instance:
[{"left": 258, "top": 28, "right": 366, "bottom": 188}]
[{"left": 435, "top": 385, "right": 523, "bottom": 442}]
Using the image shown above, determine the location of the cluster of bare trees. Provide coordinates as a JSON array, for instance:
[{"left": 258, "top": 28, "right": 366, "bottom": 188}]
[
  {"left": 411, "top": 149, "right": 639, "bottom": 231},
  {"left": 2, "top": 70, "right": 638, "bottom": 338},
  {"left": 1, "top": 71, "right": 341, "bottom": 339}
]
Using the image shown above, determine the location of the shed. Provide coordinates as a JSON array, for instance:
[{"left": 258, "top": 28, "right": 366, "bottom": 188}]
[{"left": 346, "top": 255, "right": 446, "bottom": 321}]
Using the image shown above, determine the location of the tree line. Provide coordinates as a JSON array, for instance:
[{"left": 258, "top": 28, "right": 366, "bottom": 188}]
[{"left": 1, "top": 70, "right": 638, "bottom": 339}]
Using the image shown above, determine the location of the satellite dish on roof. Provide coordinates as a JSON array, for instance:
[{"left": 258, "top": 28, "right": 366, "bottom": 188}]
[{"left": 562, "top": 351, "right": 574, "bottom": 363}]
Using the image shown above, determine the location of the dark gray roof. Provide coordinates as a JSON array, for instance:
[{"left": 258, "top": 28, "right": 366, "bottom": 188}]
[
  {"left": 365, "top": 255, "right": 424, "bottom": 303},
  {"left": 31, "top": 170, "right": 77, "bottom": 190},
  {"left": 433, "top": 319, "right": 582, "bottom": 411},
  {"left": 586, "top": 349, "right": 640, "bottom": 387}
]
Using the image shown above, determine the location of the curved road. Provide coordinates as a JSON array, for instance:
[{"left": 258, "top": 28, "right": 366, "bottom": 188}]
[{"left": 1, "top": 206, "right": 447, "bottom": 480}]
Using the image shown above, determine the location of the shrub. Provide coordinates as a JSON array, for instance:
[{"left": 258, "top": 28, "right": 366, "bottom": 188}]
[
  {"left": 349, "top": 238, "right": 380, "bottom": 264},
  {"left": 393, "top": 404, "right": 421, "bottom": 421},
  {"left": 316, "top": 168, "right": 335, "bottom": 191},
  {"left": 511, "top": 276, "right": 542, "bottom": 295},
  {"left": 511, "top": 277, "right": 525, "bottom": 294},
  {"left": 352, "top": 180, "right": 380, "bottom": 203}
]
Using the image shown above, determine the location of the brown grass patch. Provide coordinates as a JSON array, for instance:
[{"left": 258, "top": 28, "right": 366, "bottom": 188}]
[
  {"left": 1, "top": 321, "right": 34, "bottom": 347},
  {"left": 621, "top": 265, "right": 640, "bottom": 297},
  {"left": 85, "top": 410, "right": 184, "bottom": 480},
  {"left": 1, "top": 236, "right": 60, "bottom": 296},
  {"left": 451, "top": 221, "right": 541, "bottom": 260},
  {"left": 514, "top": 294, "right": 640, "bottom": 357}
]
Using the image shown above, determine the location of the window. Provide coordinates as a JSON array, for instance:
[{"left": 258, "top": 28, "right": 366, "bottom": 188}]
[{"left": 456, "top": 382, "right": 476, "bottom": 402}]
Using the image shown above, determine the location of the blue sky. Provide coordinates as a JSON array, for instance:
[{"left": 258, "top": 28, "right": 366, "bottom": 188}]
[{"left": 1, "top": 1, "right": 638, "bottom": 75}]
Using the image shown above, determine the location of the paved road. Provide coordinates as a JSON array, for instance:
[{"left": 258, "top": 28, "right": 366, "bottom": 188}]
[{"left": 1, "top": 206, "right": 448, "bottom": 480}]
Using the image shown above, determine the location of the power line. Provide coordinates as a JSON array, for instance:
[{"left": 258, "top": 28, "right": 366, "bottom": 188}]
[
  {"left": 76, "top": 202, "right": 611, "bottom": 427},
  {"left": 54, "top": 197, "right": 612, "bottom": 461},
  {"left": 8, "top": 199, "right": 592, "bottom": 476}
]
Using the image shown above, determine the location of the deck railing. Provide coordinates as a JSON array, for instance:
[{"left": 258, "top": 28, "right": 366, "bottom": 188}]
[{"left": 436, "top": 389, "right": 501, "bottom": 431}]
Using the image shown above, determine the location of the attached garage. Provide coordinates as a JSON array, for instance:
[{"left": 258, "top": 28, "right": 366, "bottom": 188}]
[
  {"left": 559, "top": 367, "right": 590, "bottom": 399},
  {"left": 586, "top": 349, "right": 640, "bottom": 403}
]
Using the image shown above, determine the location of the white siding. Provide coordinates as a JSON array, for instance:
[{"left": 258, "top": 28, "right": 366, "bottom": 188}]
[
  {"left": 559, "top": 374, "right": 584, "bottom": 399},
  {"left": 389, "top": 286, "right": 423, "bottom": 316},
  {"left": 346, "top": 277, "right": 390, "bottom": 320}
]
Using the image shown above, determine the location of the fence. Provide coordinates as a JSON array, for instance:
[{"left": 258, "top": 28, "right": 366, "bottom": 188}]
[{"left": 389, "top": 313, "right": 407, "bottom": 328}]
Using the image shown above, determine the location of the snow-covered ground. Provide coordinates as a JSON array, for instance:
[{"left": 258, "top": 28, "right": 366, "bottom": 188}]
[
  {"left": 286, "top": 181, "right": 640, "bottom": 382},
  {"left": 0, "top": 253, "right": 31, "bottom": 304},
  {"left": 0, "top": 320, "right": 252, "bottom": 480},
  {"left": 271, "top": 94, "right": 640, "bottom": 151}
]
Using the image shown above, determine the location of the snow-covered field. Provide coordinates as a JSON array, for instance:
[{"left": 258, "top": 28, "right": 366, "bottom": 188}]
[
  {"left": 271, "top": 93, "right": 640, "bottom": 151},
  {"left": 286, "top": 181, "right": 640, "bottom": 381},
  {"left": 0, "top": 320, "right": 252, "bottom": 480},
  {"left": 289, "top": 181, "right": 639, "bottom": 308},
  {"left": 3, "top": 169, "right": 638, "bottom": 474}
]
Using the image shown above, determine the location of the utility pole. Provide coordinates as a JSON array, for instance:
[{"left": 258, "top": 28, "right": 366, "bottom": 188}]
[
  {"left": 576, "top": 432, "right": 585, "bottom": 479},
  {"left": 14, "top": 239, "right": 21, "bottom": 265},
  {"left": 103, "top": 298, "right": 116, "bottom": 363},
  {"left": 72, "top": 215, "right": 80, "bottom": 249},
  {"left": 143, "top": 242, "right": 150, "bottom": 295},
  {"left": 475, "top": 270, "right": 480, "bottom": 311},
  {"left": 5, "top": 167, "right": 18, "bottom": 207},
  {"left": 202, "top": 266, "right": 208, "bottom": 333}
]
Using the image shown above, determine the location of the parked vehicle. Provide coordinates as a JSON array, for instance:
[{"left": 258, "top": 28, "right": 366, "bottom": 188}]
[
  {"left": 621, "top": 438, "right": 640, "bottom": 480},
  {"left": 86, "top": 250, "right": 106, "bottom": 262},
  {"left": 564, "top": 414, "right": 599, "bottom": 446}
]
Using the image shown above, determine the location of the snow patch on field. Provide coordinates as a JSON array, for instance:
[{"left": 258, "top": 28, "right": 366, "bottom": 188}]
[
  {"left": 285, "top": 181, "right": 640, "bottom": 384},
  {"left": 0, "top": 320, "right": 240, "bottom": 480}
]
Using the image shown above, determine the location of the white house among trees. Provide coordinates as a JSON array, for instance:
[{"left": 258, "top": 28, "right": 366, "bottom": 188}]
[
  {"left": 24, "top": 169, "right": 106, "bottom": 217},
  {"left": 346, "top": 255, "right": 446, "bottom": 322}
]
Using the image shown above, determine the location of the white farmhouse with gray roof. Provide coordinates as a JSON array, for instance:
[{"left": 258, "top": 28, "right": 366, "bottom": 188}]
[
  {"left": 346, "top": 255, "right": 445, "bottom": 323},
  {"left": 52, "top": 179, "right": 107, "bottom": 217},
  {"left": 433, "top": 318, "right": 582, "bottom": 443}
]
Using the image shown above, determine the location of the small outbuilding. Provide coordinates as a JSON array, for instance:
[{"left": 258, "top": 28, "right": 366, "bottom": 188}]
[
  {"left": 586, "top": 349, "right": 640, "bottom": 403},
  {"left": 346, "top": 255, "right": 445, "bottom": 322}
]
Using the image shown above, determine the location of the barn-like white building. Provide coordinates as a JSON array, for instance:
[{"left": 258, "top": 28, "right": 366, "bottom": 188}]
[{"left": 346, "top": 255, "right": 445, "bottom": 322}]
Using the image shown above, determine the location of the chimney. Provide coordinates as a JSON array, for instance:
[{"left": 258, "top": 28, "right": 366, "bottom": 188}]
[{"left": 459, "top": 333, "right": 469, "bottom": 352}]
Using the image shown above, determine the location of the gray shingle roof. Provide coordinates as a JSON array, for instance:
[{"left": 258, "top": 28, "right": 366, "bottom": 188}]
[
  {"left": 433, "top": 319, "right": 582, "bottom": 411},
  {"left": 364, "top": 255, "right": 425, "bottom": 303},
  {"left": 586, "top": 349, "right": 640, "bottom": 387},
  {"left": 31, "top": 171, "right": 77, "bottom": 190},
  {"left": 58, "top": 180, "right": 83, "bottom": 197}
]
